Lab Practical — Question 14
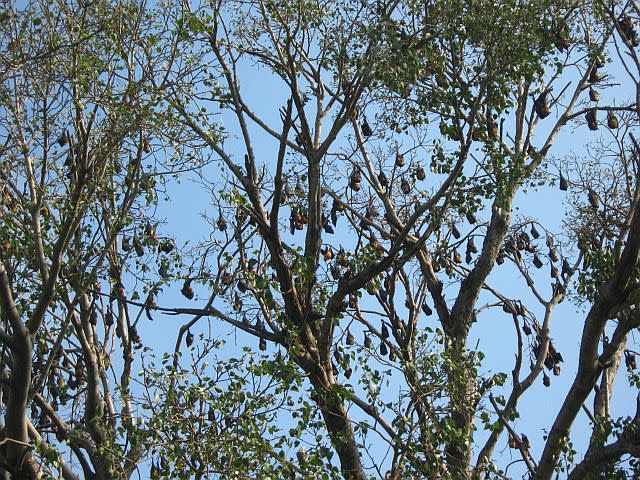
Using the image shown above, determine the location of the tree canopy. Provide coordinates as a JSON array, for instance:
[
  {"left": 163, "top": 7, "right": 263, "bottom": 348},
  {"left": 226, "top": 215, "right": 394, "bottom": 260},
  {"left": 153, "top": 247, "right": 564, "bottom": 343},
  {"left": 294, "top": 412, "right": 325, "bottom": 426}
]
[{"left": 1, "top": 0, "right": 640, "bottom": 479}]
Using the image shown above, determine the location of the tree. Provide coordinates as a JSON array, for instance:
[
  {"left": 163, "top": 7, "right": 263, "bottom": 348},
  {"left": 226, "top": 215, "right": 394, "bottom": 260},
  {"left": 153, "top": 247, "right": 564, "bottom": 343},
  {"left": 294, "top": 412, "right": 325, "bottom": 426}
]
[
  {"left": 1, "top": 0, "right": 640, "bottom": 479},
  {"left": 0, "top": 0, "right": 194, "bottom": 477}
]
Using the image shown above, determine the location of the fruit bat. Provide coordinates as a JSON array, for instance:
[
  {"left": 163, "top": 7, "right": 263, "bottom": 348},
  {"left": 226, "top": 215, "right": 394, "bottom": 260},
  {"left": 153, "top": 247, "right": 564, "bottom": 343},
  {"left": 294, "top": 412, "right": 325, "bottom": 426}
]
[
  {"left": 554, "top": 30, "right": 571, "bottom": 51},
  {"left": 625, "top": 350, "right": 637, "bottom": 370},
  {"left": 588, "top": 188, "right": 600, "bottom": 208},
  {"left": 378, "top": 170, "right": 389, "bottom": 188},
  {"left": 133, "top": 235, "right": 144, "bottom": 257},
  {"left": 346, "top": 329, "right": 355, "bottom": 346},
  {"left": 620, "top": 15, "right": 639, "bottom": 47},
  {"left": 531, "top": 224, "right": 541, "bottom": 239},
  {"left": 57, "top": 131, "right": 68, "bottom": 146},
  {"left": 401, "top": 177, "right": 411, "bottom": 194},
  {"left": 129, "top": 325, "right": 141, "bottom": 344},
  {"left": 533, "top": 253, "right": 543, "bottom": 269},
  {"left": 467, "top": 237, "right": 478, "bottom": 254},
  {"left": 181, "top": 279, "right": 194, "bottom": 299},
  {"left": 233, "top": 293, "right": 242, "bottom": 312},
  {"left": 487, "top": 117, "right": 499, "bottom": 139},
  {"left": 585, "top": 109, "right": 598, "bottom": 130},
  {"left": 381, "top": 324, "right": 389, "bottom": 338},
  {"left": 534, "top": 91, "right": 550, "bottom": 118},
  {"left": 323, "top": 215, "right": 334, "bottom": 234},
  {"left": 159, "top": 240, "right": 174, "bottom": 253},
  {"left": 351, "top": 167, "right": 362, "bottom": 184},
  {"left": 361, "top": 118, "right": 373, "bottom": 137},
  {"left": 330, "top": 203, "right": 339, "bottom": 227},
  {"left": 105, "top": 308, "right": 114, "bottom": 326},
  {"left": 466, "top": 211, "right": 477, "bottom": 224},
  {"left": 559, "top": 173, "right": 569, "bottom": 191},
  {"left": 331, "top": 265, "right": 341, "bottom": 280}
]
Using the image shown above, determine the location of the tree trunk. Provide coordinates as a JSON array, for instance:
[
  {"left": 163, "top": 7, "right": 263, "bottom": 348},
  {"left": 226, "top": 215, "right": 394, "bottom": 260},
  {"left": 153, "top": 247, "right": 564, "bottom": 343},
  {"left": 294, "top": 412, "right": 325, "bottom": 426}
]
[
  {"left": 309, "top": 375, "right": 367, "bottom": 480},
  {"left": 4, "top": 329, "right": 35, "bottom": 479},
  {"left": 444, "top": 337, "right": 475, "bottom": 479},
  {"left": 584, "top": 338, "right": 627, "bottom": 477}
]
